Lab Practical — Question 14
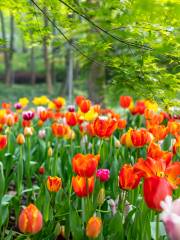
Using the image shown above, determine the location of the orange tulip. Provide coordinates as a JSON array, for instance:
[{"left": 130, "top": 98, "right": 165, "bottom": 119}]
[
  {"left": 86, "top": 216, "right": 102, "bottom": 238},
  {"left": 93, "top": 116, "right": 117, "bottom": 138},
  {"left": 6, "top": 114, "right": 15, "bottom": 127},
  {"left": 143, "top": 176, "right": 172, "bottom": 211},
  {"left": 130, "top": 129, "right": 150, "bottom": 147},
  {"left": 119, "top": 164, "right": 141, "bottom": 190},
  {"left": 117, "top": 119, "right": 127, "bottom": 129},
  {"left": 121, "top": 128, "right": 150, "bottom": 148},
  {"left": 86, "top": 123, "right": 96, "bottom": 137},
  {"left": 120, "top": 130, "right": 133, "bottom": 148},
  {"left": 173, "top": 136, "right": 180, "bottom": 155},
  {"left": 119, "top": 96, "right": 132, "bottom": 108},
  {"left": 72, "top": 153, "right": 100, "bottom": 178},
  {"left": 16, "top": 133, "right": 25, "bottom": 145},
  {"left": 0, "top": 135, "right": 7, "bottom": 150},
  {"left": 79, "top": 99, "right": 91, "bottom": 113},
  {"left": 144, "top": 109, "right": 164, "bottom": 125},
  {"left": 134, "top": 157, "right": 180, "bottom": 189},
  {"left": 148, "top": 124, "right": 168, "bottom": 141},
  {"left": 39, "top": 110, "right": 48, "bottom": 122},
  {"left": 18, "top": 204, "right": 43, "bottom": 234},
  {"left": 65, "top": 112, "right": 78, "bottom": 126},
  {"left": 47, "top": 176, "right": 62, "bottom": 192},
  {"left": 51, "top": 122, "right": 68, "bottom": 137},
  {"left": 167, "top": 121, "right": 180, "bottom": 136},
  {"left": 147, "top": 141, "right": 172, "bottom": 165},
  {"left": 72, "top": 175, "right": 94, "bottom": 197}
]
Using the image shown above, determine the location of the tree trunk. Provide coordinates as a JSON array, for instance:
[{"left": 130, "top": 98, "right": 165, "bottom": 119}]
[
  {"left": 0, "top": 11, "right": 11, "bottom": 85},
  {"left": 30, "top": 46, "right": 36, "bottom": 85},
  {"left": 88, "top": 61, "right": 105, "bottom": 104},
  {"left": 43, "top": 8, "right": 53, "bottom": 94},
  {"left": 66, "top": 44, "right": 73, "bottom": 104}
]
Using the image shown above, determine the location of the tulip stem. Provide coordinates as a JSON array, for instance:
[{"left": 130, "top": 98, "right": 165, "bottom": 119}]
[{"left": 156, "top": 213, "right": 159, "bottom": 240}]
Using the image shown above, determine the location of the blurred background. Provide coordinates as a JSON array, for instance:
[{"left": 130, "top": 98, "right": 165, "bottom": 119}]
[{"left": 0, "top": 0, "right": 179, "bottom": 110}]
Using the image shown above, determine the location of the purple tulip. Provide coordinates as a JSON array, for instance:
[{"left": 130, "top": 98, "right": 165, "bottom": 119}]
[
  {"left": 96, "top": 169, "right": 110, "bottom": 182},
  {"left": 14, "top": 102, "right": 22, "bottom": 110},
  {"left": 22, "top": 111, "right": 35, "bottom": 121},
  {"left": 160, "top": 195, "right": 180, "bottom": 240}
]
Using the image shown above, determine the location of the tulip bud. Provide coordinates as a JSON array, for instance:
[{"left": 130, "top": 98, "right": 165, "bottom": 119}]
[
  {"left": 24, "top": 127, "right": 33, "bottom": 136},
  {"left": 16, "top": 133, "right": 25, "bottom": 145},
  {"left": 6, "top": 114, "right": 14, "bottom": 127},
  {"left": 18, "top": 204, "right": 43, "bottom": 234},
  {"left": 47, "top": 176, "right": 62, "bottom": 192},
  {"left": 39, "top": 166, "right": 45, "bottom": 175},
  {"left": 38, "top": 129, "right": 46, "bottom": 139},
  {"left": 97, "top": 188, "right": 105, "bottom": 206},
  {"left": 86, "top": 216, "right": 102, "bottom": 238},
  {"left": 48, "top": 147, "right": 53, "bottom": 157}
]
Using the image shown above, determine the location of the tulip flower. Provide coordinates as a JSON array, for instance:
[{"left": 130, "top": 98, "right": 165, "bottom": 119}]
[
  {"left": 18, "top": 204, "right": 43, "bottom": 234},
  {"left": 0, "top": 135, "right": 7, "bottom": 150},
  {"left": 79, "top": 99, "right": 91, "bottom": 113},
  {"left": 47, "top": 176, "right": 62, "bottom": 192},
  {"left": 147, "top": 141, "right": 172, "bottom": 165},
  {"left": 119, "top": 96, "right": 132, "bottom": 108},
  {"left": 67, "top": 105, "right": 75, "bottom": 112},
  {"left": 75, "top": 95, "right": 85, "bottom": 106},
  {"left": 53, "top": 97, "right": 66, "bottom": 110},
  {"left": 134, "top": 157, "right": 180, "bottom": 189},
  {"left": 93, "top": 116, "right": 117, "bottom": 138},
  {"left": 130, "top": 128, "right": 150, "bottom": 147},
  {"left": 51, "top": 122, "right": 68, "bottom": 137},
  {"left": 144, "top": 109, "right": 164, "bottom": 125},
  {"left": 72, "top": 153, "right": 100, "bottom": 178},
  {"left": 120, "top": 129, "right": 133, "bottom": 148},
  {"left": 38, "top": 129, "right": 46, "bottom": 139},
  {"left": 39, "top": 110, "right": 48, "bottom": 122},
  {"left": 39, "top": 166, "right": 45, "bottom": 175},
  {"left": 130, "top": 100, "right": 146, "bottom": 115},
  {"left": 16, "top": 133, "right": 25, "bottom": 145},
  {"left": 117, "top": 119, "right": 127, "bottom": 129},
  {"left": 96, "top": 169, "right": 110, "bottom": 182},
  {"left": 24, "top": 127, "right": 33, "bottom": 136},
  {"left": 72, "top": 175, "right": 94, "bottom": 197},
  {"left": 167, "top": 121, "right": 180, "bottom": 136},
  {"left": 86, "top": 216, "right": 102, "bottom": 238},
  {"left": 14, "top": 102, "right": 22, "bottom": 110},
  {"left": 143, "top": 176, "right": 172, "bottom": 211},
  {"left": 119, "top": 164, "right": 141, "bottom": 190},
  {"left": 173, "top": 136, "right": 180, "bottom": 155},
  {"left": 65, "top": 112, "right": 78, "bottom": 126},
  {"left": 22, "top": 110, "right": 35, "bottom": 121},
  {"left": 148, "top": 124, "right": 168, "bottom": 141},
  {"left": 160, "top": 195, "right": 180, "bottom": 240}
]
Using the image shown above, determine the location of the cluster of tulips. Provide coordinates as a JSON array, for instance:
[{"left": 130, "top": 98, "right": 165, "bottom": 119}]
[{"left": 0, "top": 95, "right": 179, "bottom": 239}]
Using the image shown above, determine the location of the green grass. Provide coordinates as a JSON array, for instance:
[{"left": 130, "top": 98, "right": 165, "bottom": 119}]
[{"left": 0, "top": 83, "right": 61, "bottom": 104}]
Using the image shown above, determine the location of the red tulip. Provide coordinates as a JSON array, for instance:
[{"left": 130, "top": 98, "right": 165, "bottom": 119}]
[
  {"left": 119, "top": 164, "right": 141, "bottom": 190},
  {"left": 72, "top": 176, "right": 94, "bottom": 197},
  {"left": 119, "top": 96, "right": 132, "bottom": 108},
  {"left": 0, "top": 135, "right": 7, "bottom": 150},
  {"left": 93, "top": 116, "right": 117, "bottom": 138},
  {"left": 143, "top": 176, "right": 172, "bottom": 211},
  {"left": 65, "top": 112, "right": 78, "bottom": 126},
  {"left": 79, "top": 99, "right": 91, "bottom": 113}
]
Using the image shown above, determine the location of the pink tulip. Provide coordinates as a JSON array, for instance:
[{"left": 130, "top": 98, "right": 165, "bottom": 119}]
[
  {"left": 160, "top": 196, "right": 180, "bottom": 240},
  {"left": 96, "top": 169, "right": 110, "bottom": 182}
]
